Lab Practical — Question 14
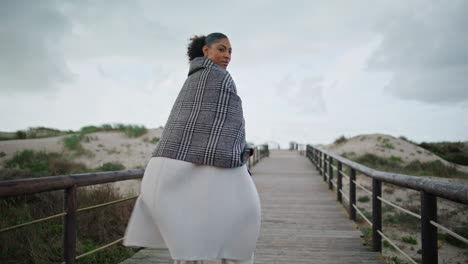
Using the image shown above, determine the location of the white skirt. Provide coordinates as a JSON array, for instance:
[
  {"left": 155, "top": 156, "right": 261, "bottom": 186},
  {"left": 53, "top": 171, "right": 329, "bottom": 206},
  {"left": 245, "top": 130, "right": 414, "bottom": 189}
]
[{"left": 123, "top": 157, "right": 262, "bottom": 261}]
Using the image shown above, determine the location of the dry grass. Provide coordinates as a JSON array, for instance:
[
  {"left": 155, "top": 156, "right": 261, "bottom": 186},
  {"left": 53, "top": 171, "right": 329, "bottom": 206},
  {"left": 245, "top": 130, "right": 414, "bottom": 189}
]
[{"left": 0, "top": 184, "right": 138, "bottom": 264}]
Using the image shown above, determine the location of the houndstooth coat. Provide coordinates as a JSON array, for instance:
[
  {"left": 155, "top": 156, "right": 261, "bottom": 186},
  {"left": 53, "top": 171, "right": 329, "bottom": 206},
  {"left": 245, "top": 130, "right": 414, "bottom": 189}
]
[{"left": 152, "top": 56, "right": 253, "bottom": 168}]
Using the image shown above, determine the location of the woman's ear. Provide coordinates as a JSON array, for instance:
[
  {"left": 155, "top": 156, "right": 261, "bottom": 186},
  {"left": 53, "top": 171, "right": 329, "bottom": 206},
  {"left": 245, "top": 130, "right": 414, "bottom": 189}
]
[{"left": 202, "top": 45, "right": 209, "bottom": 57}]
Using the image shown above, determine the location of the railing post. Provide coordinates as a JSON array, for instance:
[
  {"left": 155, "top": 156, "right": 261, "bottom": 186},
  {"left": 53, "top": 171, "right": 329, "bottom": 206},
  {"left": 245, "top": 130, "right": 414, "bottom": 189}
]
[
  {"left": 421, "top": 192, "right": 438, "bottom": 264},
  {"left": 256, "top": 146, "right": 259, "bottom": 163},
  {"left": 372, "top": 179, "right": 382, "bottom": 252},
  {"left": 315, "top": 149, "right": 318, "bottom": 168},
  {"left": 349, "top": 168, "right": 356, "bottom": 221},
  {"left": 318, "top": 151, "right": 322, "bottom": 176},
  {"left": 309, "top": 147, "right": 312, "bottom": 163},
  {"left": 328, "top": 156, "right": 333, "bottom": 190},
  {"left": 310, "top": 147, "right": 314, "bottom": 165},
  {"left": 309, "top": 147, "right": 313, "bottom": 164},
  {"left": 314, "top": 149, "right": 317, "bottom": 168},
  {"left": 322, "top": 152, "right": 325, "bottom": 178},
  {"left": 253, "top": 147, "right": 256, "bottom": 165},
  {"left": 337, "top": 162, "right": 342, "bottom": 202},
  {"left": 255, "top": 146, "right": 259, "bottom": 165},
  {"left": 63, "top": 184, "right": 77, "bottom": 264},
  {"left": 323, "top": 154, "right": 327, "bottom": 182}
]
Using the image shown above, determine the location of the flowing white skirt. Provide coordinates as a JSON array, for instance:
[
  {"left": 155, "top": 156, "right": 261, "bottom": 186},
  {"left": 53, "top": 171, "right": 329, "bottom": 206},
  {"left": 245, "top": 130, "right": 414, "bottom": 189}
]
[{"left": 123, "top": 157, "right": 261, "bottom": 261}]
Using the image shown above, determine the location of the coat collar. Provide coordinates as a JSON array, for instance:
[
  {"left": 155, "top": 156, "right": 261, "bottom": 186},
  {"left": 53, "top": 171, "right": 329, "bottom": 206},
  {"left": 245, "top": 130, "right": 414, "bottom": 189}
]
[{"left": 188, "top": 56, "right": 225, "bottom": 76}]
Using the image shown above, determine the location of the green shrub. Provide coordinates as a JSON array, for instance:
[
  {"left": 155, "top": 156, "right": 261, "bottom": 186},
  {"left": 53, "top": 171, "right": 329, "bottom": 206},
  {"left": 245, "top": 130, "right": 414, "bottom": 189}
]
[
  {"left": 383, "top": 212, "right": 419, "bottom": 228},
  {"left": 381, "top": 205, "right": 395, "bottom": 214},
  {"left": 358, "top": 195, "right": 370, "bottom": 203},
  {"left": 5, "top": 150, "right": 57, "bottom": 176},
  {"left": 389, "top": 156, "right": 403, "bottom": 163},
  {"left": 3, "top": 150, "right": 87, "bottom": 179},
  {"left": 354, "top": 153, "right": 402, "bottom": 168},
  {"left": 388, "top": 256, "right": 401, "bottom": 264},
  {"left": 151, "top": 137, "right": 160, "bottom": 144},
  {"left": 100, "top": 124, "right": 113, "bottom": 131},
  {"left": 351, "top": 153, "right": 468, "bottom": 179},
  {"left": 62, "top": 135, "right": 83, "bottom": 151},
  {"left": 97, "top": 162, "right": 126, "bottom": 172},
  {"left": 383, "top": 187, "right": 395, "bottom": 194},
  {"left": 15, "top": 130, "right": 27, "bottom": 139},
  {"left": 341, "top": 152, "right": 356, "bottom": 159},
  {"left": 0, "top": 168, "right": 30, "bottom": 180},
  {"left": 121, "top": 125, "right": 147, "bottom": 138},
  {"left": 383, "top": 240, "right": 394, "bottom": 250},
  {"left": 80, "top": 125, "right": 102, "bottom": 134},
  {"left": 334, "top": 135, "right": 347, "bottom": 145},
  {"left": 358, "top": 207, "right": 372, "bottom": 221},
  {"left": 418, "top": 141, "right": 468, "bottom": 166},
  {"left": 0, "top": 184, "right": 137, "bottom": 264},
  {"left": 360, "top": 227, "right": 372, "bottom": 245},
  {"left": 380, "top": 138, "right": 395, "bottom": 149},
  {"left": 406, "top": 160, "right": 464, "bottom": 178},
  {"left": 402, "top": 236, "right": 417, "bottom": 245},
  {"left": 115, "top": 123, "right": 127, "bottom": 131},
  {"left": 439, "top": 224, "right": 468, "bottom": 248}
]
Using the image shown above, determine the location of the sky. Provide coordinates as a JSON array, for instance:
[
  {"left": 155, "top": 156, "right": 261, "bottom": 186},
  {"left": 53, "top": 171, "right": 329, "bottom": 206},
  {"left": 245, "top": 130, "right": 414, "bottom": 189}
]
[{"left": 1, "top": 0, "right": 467, "bottom": 148}]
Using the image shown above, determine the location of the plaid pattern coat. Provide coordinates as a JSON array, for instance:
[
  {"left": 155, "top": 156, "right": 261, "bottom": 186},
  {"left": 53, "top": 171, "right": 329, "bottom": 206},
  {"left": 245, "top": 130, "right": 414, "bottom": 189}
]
[{"left": 152, "top": 56, "right": 253, "bottom": 168}]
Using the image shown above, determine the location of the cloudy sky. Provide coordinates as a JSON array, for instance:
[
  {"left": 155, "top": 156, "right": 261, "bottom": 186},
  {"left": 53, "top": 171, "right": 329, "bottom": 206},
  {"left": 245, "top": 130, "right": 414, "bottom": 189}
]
[{"left": 1, "top": 0, "right": 467, "bottom": 148}]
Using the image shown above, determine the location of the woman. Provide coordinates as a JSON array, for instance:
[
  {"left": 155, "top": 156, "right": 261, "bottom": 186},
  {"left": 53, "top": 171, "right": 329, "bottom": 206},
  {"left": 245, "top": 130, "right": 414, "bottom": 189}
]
[{"left": 123, "top": 32, "right": 262, "bottom": 264}]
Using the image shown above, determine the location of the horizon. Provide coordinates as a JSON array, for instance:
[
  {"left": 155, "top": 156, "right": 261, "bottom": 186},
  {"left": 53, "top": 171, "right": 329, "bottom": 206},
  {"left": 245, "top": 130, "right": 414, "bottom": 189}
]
[{"left": 1, "top": 123, "right": 466, "bottom": 148}]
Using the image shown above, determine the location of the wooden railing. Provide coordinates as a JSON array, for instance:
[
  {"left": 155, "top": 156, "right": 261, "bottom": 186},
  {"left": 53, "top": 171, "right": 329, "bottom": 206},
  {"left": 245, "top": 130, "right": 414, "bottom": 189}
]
[
  {"left": 306, "top": 145, "right": 468, "bottom": 264},
  {"left": 248, "top": 144, "right": 270, "bottom": 169},
  {"left": 0, "top": 146, "right": 269, "bottom": 264},
  {"left": 0, "top": 169, "right": 143, "bottom": 264}
]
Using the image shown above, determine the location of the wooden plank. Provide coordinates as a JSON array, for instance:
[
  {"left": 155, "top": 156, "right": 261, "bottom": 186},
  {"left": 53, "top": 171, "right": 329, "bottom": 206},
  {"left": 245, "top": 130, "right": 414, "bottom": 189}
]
[{"left": 120, "top": 150, "right": 382, "bottom": 264}]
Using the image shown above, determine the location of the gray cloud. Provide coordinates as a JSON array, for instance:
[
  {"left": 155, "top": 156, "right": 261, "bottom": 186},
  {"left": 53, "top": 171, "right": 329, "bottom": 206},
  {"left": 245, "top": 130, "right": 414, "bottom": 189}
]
[
  {"left": 61, "top": 0, "right": 177, "bottom": 60},
  {"left": 367, "top": 0, "right": 468, "bottom": 103},
  {"left": 3, "top": 0, "right": 467, "bottom": 106},
  {"left": 0, "top": 0, "right": 178, "bottom": 94},
  {"left": 275, "top": 75, "right": 326, "bottom": 115},
  {"left": 0, "top": 0, "right": 73, "bottom": 93}
]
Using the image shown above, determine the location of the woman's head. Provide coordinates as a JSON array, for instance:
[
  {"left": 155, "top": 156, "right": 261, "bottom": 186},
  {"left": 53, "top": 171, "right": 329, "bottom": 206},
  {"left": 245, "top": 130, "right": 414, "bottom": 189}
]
[{"left": 187, "top": 32, "right": 231, "bottom": 69}]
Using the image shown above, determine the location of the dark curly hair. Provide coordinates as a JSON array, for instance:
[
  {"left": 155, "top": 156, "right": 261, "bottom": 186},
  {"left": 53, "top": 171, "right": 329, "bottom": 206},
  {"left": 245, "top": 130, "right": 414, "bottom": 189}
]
[{"left": 187, "top": 32, "right": 228, "bottom": 61}]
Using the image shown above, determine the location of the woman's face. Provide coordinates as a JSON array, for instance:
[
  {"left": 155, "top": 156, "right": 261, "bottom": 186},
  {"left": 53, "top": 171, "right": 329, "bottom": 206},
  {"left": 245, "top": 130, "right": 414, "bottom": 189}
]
[{"left": 203, "top": 38, "right": 232, "bottom": 69}]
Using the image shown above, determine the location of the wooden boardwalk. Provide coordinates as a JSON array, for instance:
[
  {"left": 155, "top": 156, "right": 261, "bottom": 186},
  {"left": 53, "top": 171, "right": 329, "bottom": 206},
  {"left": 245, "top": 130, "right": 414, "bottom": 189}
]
[{"left": 120, "top": 150, "right": 382, "bottom": 264}]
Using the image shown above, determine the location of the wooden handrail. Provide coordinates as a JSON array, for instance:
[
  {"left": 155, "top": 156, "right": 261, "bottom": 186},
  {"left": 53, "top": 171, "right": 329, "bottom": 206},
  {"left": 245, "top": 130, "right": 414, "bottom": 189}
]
[
  {"left": 310, "top": 145, "right": 468, "bottom": 204},
  {"left": 0, "top": 169, "right": 144, "bottom": 198},
  {"left": 306, "top": 145, "right": 468, "bottom": 264}
]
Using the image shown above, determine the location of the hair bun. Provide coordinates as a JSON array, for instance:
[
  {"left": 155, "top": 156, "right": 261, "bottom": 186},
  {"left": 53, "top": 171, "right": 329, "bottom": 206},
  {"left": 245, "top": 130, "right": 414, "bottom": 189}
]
[{"left": 187, "top": 35, "right": 206, "bottom": 61}]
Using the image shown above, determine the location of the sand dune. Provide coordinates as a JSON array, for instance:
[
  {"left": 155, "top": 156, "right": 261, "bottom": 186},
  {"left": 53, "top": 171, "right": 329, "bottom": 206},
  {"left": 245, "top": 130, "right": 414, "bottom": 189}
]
[
  {"left": 0, "top": 127, "right": 163, "bottom": 170},
  {"left": 323, "top": 133, "right": 468, "bottom": 174}
]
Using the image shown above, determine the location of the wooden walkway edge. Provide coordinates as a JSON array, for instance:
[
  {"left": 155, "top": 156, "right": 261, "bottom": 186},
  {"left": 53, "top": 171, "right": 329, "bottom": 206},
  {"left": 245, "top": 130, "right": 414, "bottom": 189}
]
[{"left": 120, "top": 150, "right": 383, "bottom": 264}]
